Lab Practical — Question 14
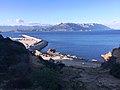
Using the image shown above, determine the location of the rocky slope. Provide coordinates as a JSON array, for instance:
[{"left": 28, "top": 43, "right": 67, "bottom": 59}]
[{"left": 0, "top": 34, "right": 32, "bottom": 89}]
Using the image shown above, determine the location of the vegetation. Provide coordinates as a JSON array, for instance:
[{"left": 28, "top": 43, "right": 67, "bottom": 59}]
[{"left": 31, "top": 67, "right": 63, "bottom": 90}]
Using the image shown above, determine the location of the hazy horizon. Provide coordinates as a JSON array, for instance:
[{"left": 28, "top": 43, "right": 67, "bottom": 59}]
[{"left": 0, "top": 0, "right": 120, "bottom": 29}]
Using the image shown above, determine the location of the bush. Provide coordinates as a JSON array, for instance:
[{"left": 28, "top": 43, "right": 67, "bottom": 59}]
[
  {"left": 31, "top": 68, "right": 63, "bottom": 90},
  {"left": 40, "top": 60, "right": 65, "bottom": 71},
  {"left": 5, "top": 77, "right": 33, "bottom": 89}
]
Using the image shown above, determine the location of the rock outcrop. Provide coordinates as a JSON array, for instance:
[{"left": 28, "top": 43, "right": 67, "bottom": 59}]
[
  {"left": 110, "top": 48, "right": 120, "bottom": 78},
  {"left": 33, "top": 50, "right": 42, "bottom": 56},
  {"left": 112, "top": 48, "right": 120, "bottom": 63},
  {"left": 47, "top": 48, "right": 56, "bottom": 55},
  {"left": 101, "top": 47, "right": 120, "bottom": 78},
  {"left": 0, "top": 34, "right": 3, "bottom": 39},
  {"left": 0, "top": 35, "right": 31, "bottom": 88},
  {"left": 101, "top": 52, "right": 112, "bottom": 61}
]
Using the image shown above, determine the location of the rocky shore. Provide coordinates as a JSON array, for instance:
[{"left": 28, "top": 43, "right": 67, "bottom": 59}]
[
  {"left": 0, "top": 34, "right": 120, "bottom": 90},
  {"left": 34, "top": 49, "right": 79, "bottom": 60}
]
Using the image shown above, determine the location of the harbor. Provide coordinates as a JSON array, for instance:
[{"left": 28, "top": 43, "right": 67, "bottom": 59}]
[{"left": 11, "top": 34, "right": 48, "bottom": 51}]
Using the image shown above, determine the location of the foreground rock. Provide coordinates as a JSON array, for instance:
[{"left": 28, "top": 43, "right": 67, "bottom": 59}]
[
  {"left": 101, "top": 47, "right": 120, "bottom": 78},
  {"left": 0, "top": 34, "right": 3, "bottom": 39},
  {"left": 0, "top": 36, "right": 32, "bottom": 89}
]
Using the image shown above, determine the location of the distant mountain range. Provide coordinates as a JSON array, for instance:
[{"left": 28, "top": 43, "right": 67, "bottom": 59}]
[{"left": 0, "top": 23, "right": 111, "bottom": 32}]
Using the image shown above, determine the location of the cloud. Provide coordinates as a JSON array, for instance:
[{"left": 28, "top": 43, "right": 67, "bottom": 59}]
[
  {"left": 16, "top": 19, "right": 24, "bottom": 23},
  {"left": 7, "top": 19, "right": 13, "bottom": 22},
  {"left": 7, "top": 19, "right": 10, "bottom": 22},
  {"left": 27, "top": 22, "right": 42, "bottom": 26}
]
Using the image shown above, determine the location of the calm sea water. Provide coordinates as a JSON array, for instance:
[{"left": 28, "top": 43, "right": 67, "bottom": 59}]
[{"left": 1, "top": 30, "right": 120, "bottom": 61}]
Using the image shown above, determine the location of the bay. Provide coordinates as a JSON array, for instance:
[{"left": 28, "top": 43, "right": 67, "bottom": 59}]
[{"left": 1, "top": 30, "right": 120, "bottom": 61}]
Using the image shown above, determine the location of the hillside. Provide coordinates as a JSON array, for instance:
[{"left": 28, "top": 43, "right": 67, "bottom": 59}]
[
  {"left": 46, "top": 23, "right": 111, "bottom": 31},
  {"left": 0, "top": 23, "right": 111, "bottom": 32}
]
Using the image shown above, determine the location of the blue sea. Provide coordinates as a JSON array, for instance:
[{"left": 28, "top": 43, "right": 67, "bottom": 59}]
[{"left": 1, "top": 30, "right": 120, "bottom": 62}]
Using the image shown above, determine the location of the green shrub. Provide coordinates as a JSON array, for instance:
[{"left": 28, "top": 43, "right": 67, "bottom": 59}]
[
  {"left": 5, "top": 77, "right": 33, "bottom": 89},
  {"left": 31, "top": 68, "right": 63, "bottom": 90}
]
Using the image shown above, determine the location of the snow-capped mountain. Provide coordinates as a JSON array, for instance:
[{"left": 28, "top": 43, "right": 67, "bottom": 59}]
[
  {"left": 0, "top": 23, "right": 111, "bottom": 32},
  {"left": 45, "top": 23, "right": 111, "bottom": 31}
]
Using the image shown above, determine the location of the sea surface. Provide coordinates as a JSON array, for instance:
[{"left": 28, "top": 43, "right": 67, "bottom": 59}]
[{"left": 1, "top": 30, "right": 120, "bottom": 62}]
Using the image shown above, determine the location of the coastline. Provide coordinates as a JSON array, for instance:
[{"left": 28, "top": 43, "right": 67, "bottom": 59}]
[
  {"left": 2, "top": 31, "right": 119, "bottom": 61},
  {"left": 11, "top": 34, "right": 102, "bottom": 64},
  {"left": 33, "top": 49, "right": 102, "bottom": 69}
]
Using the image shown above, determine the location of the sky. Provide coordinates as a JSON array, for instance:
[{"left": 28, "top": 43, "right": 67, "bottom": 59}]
[{"left": 0, "top": 0, "right": 120, "bottom": 28}]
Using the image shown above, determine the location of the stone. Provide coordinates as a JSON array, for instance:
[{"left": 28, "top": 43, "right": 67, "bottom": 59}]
[
  {"left": 47, "top": 48, "right": 56, "bottom": 55},
  {"left": 33, "top": 50, "right": 42, "bottom": 56},
  {"left": 0, "top": 34, "right": 4, "bottom": 39},
  {"left": 101, "top": 52, "right": 112, "bottom": 61},
  {"left": 112, "top": 48, "right": 120, "bottom": 58},
  {"left": 101, "top": 47, "right": 120, "bottom": 78}
]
